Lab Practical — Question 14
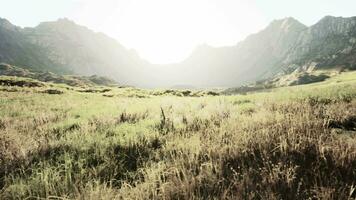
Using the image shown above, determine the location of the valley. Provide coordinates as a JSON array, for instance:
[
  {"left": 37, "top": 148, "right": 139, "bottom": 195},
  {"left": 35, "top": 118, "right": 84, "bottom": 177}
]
[{"left": 0, "top": 11, "right": 356, "bottom": 199}]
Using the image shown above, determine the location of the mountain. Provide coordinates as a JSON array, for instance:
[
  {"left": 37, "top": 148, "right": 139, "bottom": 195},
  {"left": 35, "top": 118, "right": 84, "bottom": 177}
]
[
  {"left": 281, "top": 16, "right": 356, "bottom": 72},
  {"left": 161, "top": 17, "right": 308, "bottom": 87},
  {"left": 0, "top": 18, "right": 147, "bottom": 85},
  {"left": 160, "top": 16, "right": 356, "bottom": 87},
  {"left": 0, "top": 16, "right": 355, "bottom": 87},
  {"left": 0, "top": 18, "right": 59, "bottom": 73}
]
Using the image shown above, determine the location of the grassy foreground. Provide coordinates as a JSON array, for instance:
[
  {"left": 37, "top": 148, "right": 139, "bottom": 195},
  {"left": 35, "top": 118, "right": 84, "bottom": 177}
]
[{"left": 0, "top": 72, "right": 356, "bottom": 199}]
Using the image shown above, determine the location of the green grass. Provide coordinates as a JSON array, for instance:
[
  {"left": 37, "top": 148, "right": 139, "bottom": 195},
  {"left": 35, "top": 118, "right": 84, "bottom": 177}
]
[{"left": 0, "top": 71, "right": 356, "bottom": 199}]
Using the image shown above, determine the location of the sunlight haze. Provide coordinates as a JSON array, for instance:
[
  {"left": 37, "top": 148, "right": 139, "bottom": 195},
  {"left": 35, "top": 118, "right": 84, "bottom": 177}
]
[
  {"left": 1, "top": 0, "right": 355, "bottom": 63},
  {"left": 71, "top": 0, "right": 266, "bottom": 63}
]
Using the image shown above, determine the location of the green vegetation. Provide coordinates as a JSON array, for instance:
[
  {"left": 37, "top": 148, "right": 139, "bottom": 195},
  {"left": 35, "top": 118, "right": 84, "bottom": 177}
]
[
  {"left": 223, "top": 68, "right": 346, "bottom": 95},
  {"left": 0, "top": 71, "right": 356, "bottom": 199}
]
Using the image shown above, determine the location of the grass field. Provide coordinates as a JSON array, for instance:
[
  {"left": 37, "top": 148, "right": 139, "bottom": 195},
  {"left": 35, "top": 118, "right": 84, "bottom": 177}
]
[{"left": 1, "top": 72, "right": 356, "bottom": 199}]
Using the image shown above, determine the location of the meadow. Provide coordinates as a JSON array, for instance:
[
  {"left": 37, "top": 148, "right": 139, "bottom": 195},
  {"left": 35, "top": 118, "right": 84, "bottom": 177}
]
[{"left": 0, "top": 72, "right": 356, "bottom": 199}]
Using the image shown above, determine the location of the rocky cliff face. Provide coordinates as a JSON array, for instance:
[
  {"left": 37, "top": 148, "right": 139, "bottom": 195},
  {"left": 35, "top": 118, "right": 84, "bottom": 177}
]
[{"left": 282, "top": 16, "right": 356, "bottom": 72}]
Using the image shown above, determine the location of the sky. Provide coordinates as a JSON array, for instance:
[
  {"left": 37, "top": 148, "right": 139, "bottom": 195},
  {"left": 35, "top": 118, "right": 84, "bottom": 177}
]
[{"left": 0, "top": 0, "right": 355, "bottom": 64}]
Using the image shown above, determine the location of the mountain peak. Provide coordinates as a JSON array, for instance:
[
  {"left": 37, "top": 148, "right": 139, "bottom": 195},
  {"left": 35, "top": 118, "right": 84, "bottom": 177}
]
[
  {"left": 316, "top": 15, "right": 340, "bottom": 24},
  {"left": 271, "top": 17, "right": 303, "bottom": 25},
  {"left": 0, "top": 17, "right": 10, "bottom": 24},
  {"left": 36, "top": 18, "right": 80, "bottom": 30},
  {"left": 314, "top": 15, "right": 356, "bottom": 26},
  {"left": 268, "top": 17, "right": 307, "bottom": 31},
  {"left": 281, "top": 17, "right": 300, "bottom": 23},
  {"left": 0, "top": 18, "right": 17, "bottom": 31}
]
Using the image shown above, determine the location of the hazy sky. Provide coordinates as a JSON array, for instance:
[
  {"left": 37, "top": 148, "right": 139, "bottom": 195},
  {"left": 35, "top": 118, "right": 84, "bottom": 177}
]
[{"left": 1, "top": 0, "right": 355, "bottom": 63}]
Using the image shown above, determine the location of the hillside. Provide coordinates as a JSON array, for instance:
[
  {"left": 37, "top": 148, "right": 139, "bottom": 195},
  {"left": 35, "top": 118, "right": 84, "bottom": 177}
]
[{"left": 0, "top": 18, "right": 147, "bottom": 85}]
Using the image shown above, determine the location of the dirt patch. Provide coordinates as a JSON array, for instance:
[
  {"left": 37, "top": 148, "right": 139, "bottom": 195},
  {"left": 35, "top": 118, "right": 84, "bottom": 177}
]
[
  {"left": 289, "top": 74, "right": 330, "bottom": 86},
  {"left": 0, "top": 88, "right": 19, "bottom": 92},
  {"left": 103, "top": 94, "right": 114, "bottom": 97},
  {"left": 78, "top": 88, "right": 111, "bottom": 93},
  {"left": 206, "top": 91, "right": 220, "bottom": 96},
  {"left": 0, "top": 79, "right": 44, "bottom": 87},
  {"left": 328, "top": 115, "right": 356, "bottom": 131},
  {"left": 41, "top": 89, "right": 64, "bottom": 95}
]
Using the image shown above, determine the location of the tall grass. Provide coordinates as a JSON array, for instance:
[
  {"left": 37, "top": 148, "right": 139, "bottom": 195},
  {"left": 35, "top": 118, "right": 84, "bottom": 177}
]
[{"left": 0, "top": 72, "right": 356, "bottom": 199}]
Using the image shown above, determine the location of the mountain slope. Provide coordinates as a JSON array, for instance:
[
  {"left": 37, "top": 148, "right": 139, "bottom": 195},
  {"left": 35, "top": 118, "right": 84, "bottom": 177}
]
[
  {"left": 161, "top": 16, "right": 356, "bottom": 87},
  {"left": 282, "top": 16, "right": 356, "bottom": 71},
  {"left": 0, "top": 18, "right": 147, "bottom": 85},
  {"left": 0, "top": 18, "right": 62, "bottom": 73}
]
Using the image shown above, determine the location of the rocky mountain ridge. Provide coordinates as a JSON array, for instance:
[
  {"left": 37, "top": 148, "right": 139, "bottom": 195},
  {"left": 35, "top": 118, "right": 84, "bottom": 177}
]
[
  {"left": 169, "top": 16, "right": 356, "bottom": 87},
  {"left": 0, "top": 16, "right": 355, "bottom": 87}
]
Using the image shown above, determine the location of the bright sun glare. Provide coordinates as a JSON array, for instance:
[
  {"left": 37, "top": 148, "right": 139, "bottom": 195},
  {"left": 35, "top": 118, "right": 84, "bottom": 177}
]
[{"left": 71, "top": 0, "right": 266, "bottom": 64}]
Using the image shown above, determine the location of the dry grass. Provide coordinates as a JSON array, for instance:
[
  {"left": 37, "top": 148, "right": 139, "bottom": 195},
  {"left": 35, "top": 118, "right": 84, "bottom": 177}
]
[{"left": 0, "top": 72, "right": 356, "bottom": 199}]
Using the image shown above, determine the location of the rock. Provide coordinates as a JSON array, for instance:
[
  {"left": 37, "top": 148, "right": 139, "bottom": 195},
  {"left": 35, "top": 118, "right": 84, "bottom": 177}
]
[
  {"left": 0, "top": 79, "right": 44, "bottom": 87},
  {"left": 41, "top": 89, "right": 64, "bottom": 95}
]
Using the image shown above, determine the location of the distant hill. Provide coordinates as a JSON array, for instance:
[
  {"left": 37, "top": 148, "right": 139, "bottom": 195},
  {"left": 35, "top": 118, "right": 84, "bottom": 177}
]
[{"left": 0, "top": 16, "right": 355, "bottom": 87}]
